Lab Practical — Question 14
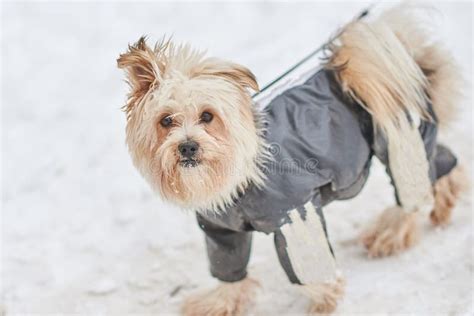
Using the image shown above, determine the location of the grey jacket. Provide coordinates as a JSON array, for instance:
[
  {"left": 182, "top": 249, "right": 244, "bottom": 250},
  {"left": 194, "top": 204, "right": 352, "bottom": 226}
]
[{"left": 196, "top": 68, "right": 457, "bottom": 285}]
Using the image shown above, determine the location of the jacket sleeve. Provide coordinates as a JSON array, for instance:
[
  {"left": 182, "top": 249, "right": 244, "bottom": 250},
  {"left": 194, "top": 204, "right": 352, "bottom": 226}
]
[
  {"left": 273, "top": 192, "right": 338, "bottom": 285},
  {"left": 196, "top": 214, "right": 252, "bottom": 282},
  {"left": 373, "top": 114, "right": 457, "bottom": 205}
]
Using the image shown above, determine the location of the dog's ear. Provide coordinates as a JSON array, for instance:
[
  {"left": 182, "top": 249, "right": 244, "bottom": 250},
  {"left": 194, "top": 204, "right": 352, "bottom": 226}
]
[
  {"left": 117, "top": 36, "right": 165, "bottom": 113},
  {"left": 197, "top": 59, "right": 260, "bottom": 92}
]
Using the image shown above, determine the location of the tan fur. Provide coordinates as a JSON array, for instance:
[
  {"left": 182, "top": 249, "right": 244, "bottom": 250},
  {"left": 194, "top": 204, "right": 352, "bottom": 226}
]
[
  {"left": 182, "top": 277, "right": 260, "bottom": 316},
  {"left": 117, "top": 37, "right": 170, "bottom": 116},
  {"left": 300, "top": 277, "right": 345, "bottom": 315},
  {"left": 327, "top": 15, "right": 429, "bottom": 135},
  {"left": 118, "top": 37, "right": 267, "bottom": 212},
  {"left": 430, "top": 165, "right": 469, "bottom": 226},
  {"left": 361, "top": 206, "right": 420, "bottom": 258},
  {"left": 379, "top": 6, "right": 463, "bottom": 129},
  {"left": 193, "top": 58, "right": 260, "bottom": 92},
  {"left": 327, "top": 5, "right": 463, "bottom": 131}
]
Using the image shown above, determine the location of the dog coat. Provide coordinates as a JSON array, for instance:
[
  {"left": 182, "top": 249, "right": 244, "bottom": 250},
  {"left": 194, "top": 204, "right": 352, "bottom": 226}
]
[{"left": 196, "top": 68, "right": 458, "bottom": 285}]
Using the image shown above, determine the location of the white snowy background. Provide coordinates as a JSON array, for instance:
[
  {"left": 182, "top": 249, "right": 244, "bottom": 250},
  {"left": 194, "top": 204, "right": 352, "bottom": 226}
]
[{"left": 1, "top": 1, "right": 472, "bottom": 315}]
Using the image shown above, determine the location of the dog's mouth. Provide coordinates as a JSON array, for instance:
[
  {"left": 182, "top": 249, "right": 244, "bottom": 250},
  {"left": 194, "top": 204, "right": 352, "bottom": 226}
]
[{"left": 179, "top": 158, "right": 200, "bottom": 168}]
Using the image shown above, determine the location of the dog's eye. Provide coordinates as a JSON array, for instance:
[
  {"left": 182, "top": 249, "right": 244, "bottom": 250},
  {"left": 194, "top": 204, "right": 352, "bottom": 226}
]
[
  {"left": 160, "top": 115, "right": 173, "bottom": 127},
  {"left": 200, "top": 111, "right": 213, "bottom": 123}
]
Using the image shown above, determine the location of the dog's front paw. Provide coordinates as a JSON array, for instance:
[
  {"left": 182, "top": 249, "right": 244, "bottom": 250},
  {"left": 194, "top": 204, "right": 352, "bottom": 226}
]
[
  {"left": 301, "top": 277, "right": 345, "bottom": 315},
  {"left": 361, "top": 206, "right": 419, "bottom": 258},
  {"left": 181, "top": 277, "right": 260, "bottom": 316}
]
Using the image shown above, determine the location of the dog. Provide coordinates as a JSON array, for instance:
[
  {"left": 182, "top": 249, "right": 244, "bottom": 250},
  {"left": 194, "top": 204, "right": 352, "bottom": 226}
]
[{"left": 117, "top": 6, "right": 467, "bottom": 315}]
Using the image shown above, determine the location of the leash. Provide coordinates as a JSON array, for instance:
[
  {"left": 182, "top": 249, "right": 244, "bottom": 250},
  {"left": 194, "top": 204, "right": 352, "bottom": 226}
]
[{"left": 252, "top": 3, "right": 376, "bottom": 99}]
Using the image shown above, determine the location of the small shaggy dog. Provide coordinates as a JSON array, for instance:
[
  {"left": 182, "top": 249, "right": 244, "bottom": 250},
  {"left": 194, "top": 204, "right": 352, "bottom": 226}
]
[{"left": 117, "top": 6, "right": 467, "bottom": 315}]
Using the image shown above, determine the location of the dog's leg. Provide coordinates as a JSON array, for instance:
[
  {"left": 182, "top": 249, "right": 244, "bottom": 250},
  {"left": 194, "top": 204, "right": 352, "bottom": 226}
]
[
  {"left": 361, "top": 206, "right": 420, "bottom": 258},
  {"left": 364, "top": 109, "right": 437, "bottom": 258},
  {"left": 363, "top": 144, "right": 467, "bottom": 257},
  {"left": 182, "top": 277, "right": 260, "bottom": 316},
  {"left": 275, "top": 199, "right": 344, "bottom": 314},
  {"left": 183, "top": 215, "right": 257, "bottom": 316},
  {"left": 429, "top": 145, "right": 468, "bottom": 226},
  {"left": 359, "top": 158, "right": 424, "bottom": 258},
  {"left": 431, "top": 165, "right": 467, "bottom": 225}
]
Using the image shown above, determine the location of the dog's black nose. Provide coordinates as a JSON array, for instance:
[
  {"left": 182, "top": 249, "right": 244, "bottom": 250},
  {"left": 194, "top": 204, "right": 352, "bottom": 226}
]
[{"left": 178, "top": 140, "right": 199, "bottom": 158}]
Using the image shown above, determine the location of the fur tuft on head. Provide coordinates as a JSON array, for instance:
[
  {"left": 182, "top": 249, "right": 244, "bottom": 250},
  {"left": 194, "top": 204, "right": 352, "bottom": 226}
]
[{"left": 117, "top": 36, "right": 170, "bottom": 116}]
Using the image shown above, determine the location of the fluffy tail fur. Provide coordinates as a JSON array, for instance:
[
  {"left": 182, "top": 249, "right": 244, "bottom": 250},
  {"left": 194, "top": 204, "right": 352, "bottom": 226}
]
[
  {"left": 380, "top": 6, "right": 463, "bottom": 129},
  {"left": 327, "top": 5, "right": 461, "bottom": 131},
  {"left": 326, "top": 6, "right": 462, "bottom": 212}
]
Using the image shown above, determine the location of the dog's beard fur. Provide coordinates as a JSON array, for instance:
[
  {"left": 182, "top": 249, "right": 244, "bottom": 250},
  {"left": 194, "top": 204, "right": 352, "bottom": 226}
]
[{"left": 118, "top": 39, "right": 266, "bottom": 212}]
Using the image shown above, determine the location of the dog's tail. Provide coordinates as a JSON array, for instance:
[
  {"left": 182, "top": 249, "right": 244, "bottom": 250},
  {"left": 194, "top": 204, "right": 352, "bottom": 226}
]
[
  {"left": 326, "top": 5, "right": 462, "bottom": 212},
  {"left": 378, "top": 6, "right": 463, "bottom": 130},
  {"left": 327, "top": 5, "right": 461, "bottom": 132}
]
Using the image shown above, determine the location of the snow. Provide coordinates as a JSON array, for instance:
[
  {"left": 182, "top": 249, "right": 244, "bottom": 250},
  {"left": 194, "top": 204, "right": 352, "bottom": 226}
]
[{"left": 1, "top": 1, "right": 472, "bottom": 314}]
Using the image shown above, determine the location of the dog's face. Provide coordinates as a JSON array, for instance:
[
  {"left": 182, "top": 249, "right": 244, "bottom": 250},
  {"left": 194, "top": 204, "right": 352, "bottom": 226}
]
[{"left": 118, "top": 38, "right": 263, "bottom": 211}]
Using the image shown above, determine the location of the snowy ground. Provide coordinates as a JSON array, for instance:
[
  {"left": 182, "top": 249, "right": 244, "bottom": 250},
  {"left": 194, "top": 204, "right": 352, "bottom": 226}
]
[{"left": 1, "top": 1, "right": 473, "bottom": 315}]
